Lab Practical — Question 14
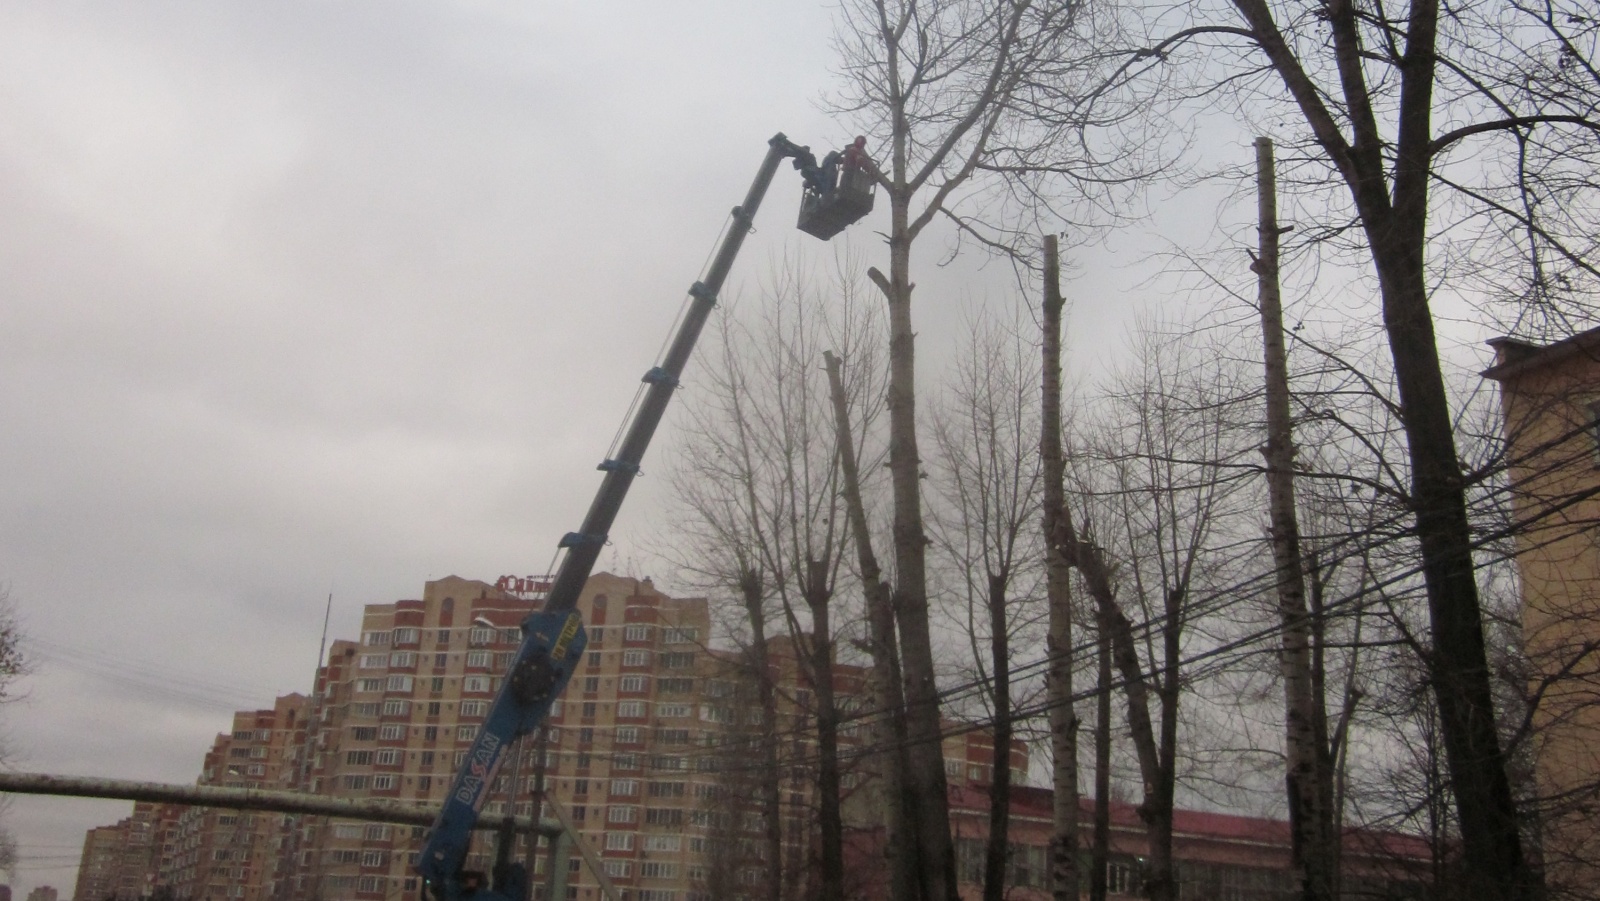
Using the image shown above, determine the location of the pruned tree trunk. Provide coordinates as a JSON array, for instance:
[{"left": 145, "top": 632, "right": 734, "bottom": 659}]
[
  {"left": 869, "top": 254, "right": 959, "bottom": 901},
  {"left": 1039, "top": 234, "right": 1082, "bottom": 901},
  {"left": 1252, "top": 137, "right": 1336, "bottom": 901},
  {"left": 824, "top": 349, "right": 918, "bottom": 901}
]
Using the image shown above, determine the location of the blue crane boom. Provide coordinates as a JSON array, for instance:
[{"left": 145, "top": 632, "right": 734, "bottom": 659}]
[{"left": 416, "top": 132, "right": 872, "bottom": 900}]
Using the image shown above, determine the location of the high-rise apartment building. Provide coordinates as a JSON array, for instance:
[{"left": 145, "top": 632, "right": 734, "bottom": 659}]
[
  {"left": 75, "top": 572, "right": 1018, "bottom": 901},
  {"left": 74, "top": 822, "right": 127, "bottom": 900},
  {"left": 159, "top": 694, "right": 308, "bottom": 900}
]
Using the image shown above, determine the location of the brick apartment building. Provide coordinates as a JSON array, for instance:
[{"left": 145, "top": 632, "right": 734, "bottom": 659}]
[
  {"left": 1484, "top": 328, "right": 1600, "bottom": 899},
  {"left": 72, "top": 802, "right": 175, "bottom": 901},
  {"left": 156, "top": 695, "right": 310, "bottom": 898},
  {"left": 283, "top": 572, "right": 995, "bottom": 900}
]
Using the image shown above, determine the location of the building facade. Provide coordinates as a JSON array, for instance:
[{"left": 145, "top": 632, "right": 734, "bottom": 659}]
[{"left": 1484, "top": 329, "right": 1600, "bottom": 898}]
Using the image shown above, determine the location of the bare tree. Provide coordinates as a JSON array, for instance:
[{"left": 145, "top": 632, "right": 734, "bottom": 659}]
[
  {"left": 665, "top": 253, "right": 885, "bottom": 899},
  {"left": 1068, "top": 323, "right": 1258, "bottom": 901},
  {"left": 826, "top": 3, "right": 1096, "bottom": 893},
  {"left": 926, "top": 301, "right": 1043, "bottom": 901}
]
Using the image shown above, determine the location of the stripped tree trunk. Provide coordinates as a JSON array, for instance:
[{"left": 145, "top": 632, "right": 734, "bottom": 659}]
[
  {"left": 1039, "top": 234, "right": 1082, "bottom": 901},
  {"left": 1252, "top": 137, "right": 1336, "bottom": 901},
  {"left": 824, "top": 350, "right": 918, "bottom": 901}
]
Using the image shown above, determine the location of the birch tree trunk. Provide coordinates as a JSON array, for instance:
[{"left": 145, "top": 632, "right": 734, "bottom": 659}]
[
  {"left": 1252, "top": 137, "right": 1336, "bottom": 901},
  {"left": 1039, "top": 234, "right": 1082, "bottom": 901}
]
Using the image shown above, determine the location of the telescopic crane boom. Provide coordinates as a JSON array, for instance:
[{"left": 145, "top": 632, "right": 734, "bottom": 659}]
[{"left": 417, "top": 132, "right": 873, "bottom": 901}]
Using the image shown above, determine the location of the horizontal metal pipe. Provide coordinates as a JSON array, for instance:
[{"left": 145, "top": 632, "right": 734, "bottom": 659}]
[{"left": 0, "top": 771, "right": 559, "bottom": 836}]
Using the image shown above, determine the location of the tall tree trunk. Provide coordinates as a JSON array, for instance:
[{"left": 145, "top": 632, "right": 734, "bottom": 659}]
[
  {"left": 1090, "top": 627, "right": 1113, "bottom": 901},
  {"left": 982, "top": 572, "right": 1014, "bottom": 901},
  {"left": 823, "top": 350, "right": 919, "bottom": 901},
  {"left": 806, "top": 558, "right": 846, "bottom": 901},
  {"left": 1038, "top": 234, "right": 1082, "bottom": 901},
  {"left": 871, "top": 174, "right": 958, "bottom": 901},
  {"left": 1253, "top": 137, "right": 1336, "bottom": 901},
  {"left": 739, "top": 569, "right": 785, "bottom": 901}
]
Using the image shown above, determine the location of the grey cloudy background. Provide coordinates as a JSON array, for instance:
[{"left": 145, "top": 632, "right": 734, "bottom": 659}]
[{"left": 0, "top": 2, "right": 1253, "bottom": 893}]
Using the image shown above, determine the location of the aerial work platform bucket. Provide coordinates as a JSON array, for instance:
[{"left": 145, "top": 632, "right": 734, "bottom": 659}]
[{"left": 797, "top": 168, "right": 875, "bottom": 240}]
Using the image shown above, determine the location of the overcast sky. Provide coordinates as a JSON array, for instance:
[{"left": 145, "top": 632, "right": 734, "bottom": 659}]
[{"left": 0, "top": 2, "right": 1516, "bottom": 894}]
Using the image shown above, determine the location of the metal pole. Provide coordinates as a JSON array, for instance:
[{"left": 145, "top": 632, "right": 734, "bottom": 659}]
[{"left": 0, "top": 772, "right": 561, "bottom": 837}]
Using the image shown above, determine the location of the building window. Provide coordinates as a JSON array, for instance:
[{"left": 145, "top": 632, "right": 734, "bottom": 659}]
[
  {"left": 359, "top": 654, "right": 386, "bottom": 669},
  {"left": 607, "top": 805, "right": 638, "bottom": 824},
  {"left": 657, "top": 703, "right": 691, "bottom": 718},
  {"left": 458, "top": 725, "right": 477, "bottom": 741},
  {"left": 622, "top": 650, "right": 650, "bottom": 667},
  {"left": 583, "top": 676, "right": 600, "bottom": 693},
  {"left": 662, "top": 627, "right": 698, "bottom": 645},
  {"left": 660, "top": 652, "right": 694, "bottom": 669},
  {"left": 375, "top": 749, "right": 403, "bottom": 766},
  {"left": 643, "top": 834, "right": 681, "bottom": 852},
  {"left": 378, "top": 724, "right": 405, "bottom": 740},
  {"left": 610, "top": 779, "right": 639, "bottom": 796},
  {"left": 604, "top": 861, "right": 632, "bottom": 879},
  {"left": 460, "top": 700, "right": 489, "bottom": 718},
  {"left": 625, "top": 624, "right": 651, "bottom": 642},
  {"left": 590, "top": 627, "right": 604, "bottom": 646},
  {"left": 363, "top": 631, "right": 391, "bottom": 647},
  {"left": 620, "top": 675, "right": 648, "bottom": 693},
  {"left": 643, "top": 806, "right": 681, "bottom": 825},
  {"left": 389, "top": 651, "right": 415, "bottom": 667},
  {"left": 659, "top": 678, "right": 692, "bottom": 694},
  {"left": 617, "top": 701, "right": 645, "bottom": 718},
  {"left": 464, "top": 676, "right": 491, "bottom": 693},
  {"left": 437, "top": 629, "right": 451, "bottom": 645},
  {"left": 1107, "top": 861, "right": 1137, "bottom": 894},
  {"left": 372, "top": 775, "right": 397, "bottom": 791},
  {"left": 467, "top": 650, "right": 491, "bottom": 668},
  {"left": 603, "top": 832, "right": 633, "bottom": 851},
  {"left": 364, "top": 824, "right": 391, "bottom": 840},
  {"left": 470, "top": 627, "right": 495, "bottom": 646},
  {"left": 393, "top": 628, "right": 419, "bottom": 645},
  {"left": 640, "top": 863, "right": 678, "bottom": 880},
  {"left": 382, "top": 699, "right": 409, "bottom": 716},
  {"left": 357, "top": 679, "right": 384, "bottom": 693},
  {"left": 346, "top": 750, "right": 374, "bottom": 766},
  {"left": 386, "top": 675, "right": 414, "bottom": 693},
  {"left": 616, "top": 727, "right": 641, "bottom": 744}
]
